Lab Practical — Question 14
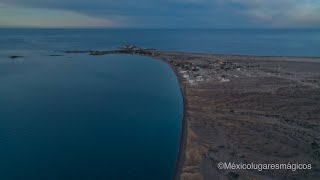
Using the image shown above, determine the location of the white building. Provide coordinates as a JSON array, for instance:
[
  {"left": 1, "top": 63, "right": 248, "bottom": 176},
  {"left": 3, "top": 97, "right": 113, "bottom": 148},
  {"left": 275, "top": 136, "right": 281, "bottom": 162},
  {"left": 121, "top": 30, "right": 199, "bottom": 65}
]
[
  {"left": 179, "top": 70, "right": 187, "bottom": 74},
  {"left": 188, "top": 79, "right": 195, "bottom": 84},
  {"left": 195, "top": 76, "right": 204, "bottom": 82},
  {"left": 183, "top": 74, "right": 190, "bottom": 78}
]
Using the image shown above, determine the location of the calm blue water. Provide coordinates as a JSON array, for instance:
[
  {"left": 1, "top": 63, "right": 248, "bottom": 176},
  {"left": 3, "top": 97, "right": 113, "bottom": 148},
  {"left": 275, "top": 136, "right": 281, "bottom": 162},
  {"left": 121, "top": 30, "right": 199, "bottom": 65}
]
[
  {"left": 0, "top": 54, "right": 183, "bottom": 179},
  {"left": 0, "top": 29, "right": 319, "bottom": 180},
  {"left": 0, "top": 28, "right": 319, "bottom": 57}
]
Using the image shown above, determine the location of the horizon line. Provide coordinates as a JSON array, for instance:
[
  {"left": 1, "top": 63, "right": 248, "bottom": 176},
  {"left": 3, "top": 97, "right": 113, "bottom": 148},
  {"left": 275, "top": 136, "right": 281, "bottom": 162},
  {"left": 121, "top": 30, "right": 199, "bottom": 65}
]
[{"left": 0, "top": 27, "right": 320, "bottom": 30}]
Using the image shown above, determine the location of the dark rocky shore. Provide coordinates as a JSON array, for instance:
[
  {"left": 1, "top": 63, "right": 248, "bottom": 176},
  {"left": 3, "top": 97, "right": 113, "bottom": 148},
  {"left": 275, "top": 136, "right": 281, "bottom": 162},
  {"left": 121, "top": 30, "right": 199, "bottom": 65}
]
[{"left": 65, "top": 46, "right": 320, "bottom": 180}]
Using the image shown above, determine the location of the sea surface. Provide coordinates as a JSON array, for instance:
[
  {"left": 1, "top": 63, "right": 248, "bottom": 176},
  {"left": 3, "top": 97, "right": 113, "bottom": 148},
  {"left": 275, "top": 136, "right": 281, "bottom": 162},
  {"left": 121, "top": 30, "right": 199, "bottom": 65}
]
[
  {"left": 0, "top": 28, "right": 319, "bottom": 57},
  {"left": 0, "top": 53, "right": 183, "bottom": 179},
  {"left": 0, "top": 28, "right": 319, "bottom": 180}
]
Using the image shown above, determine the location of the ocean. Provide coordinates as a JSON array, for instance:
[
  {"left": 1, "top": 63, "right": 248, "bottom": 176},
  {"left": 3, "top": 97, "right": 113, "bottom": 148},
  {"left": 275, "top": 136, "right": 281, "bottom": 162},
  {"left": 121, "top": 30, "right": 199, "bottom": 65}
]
[
  {"left": 0, "top": 28, "right": 319, "bottom": 180},
  {"left": 0, "top": 28, "right": 319, "bottom": 57},
  {"left": 0, "top": 53, "right": 183, "bottom": 179}
]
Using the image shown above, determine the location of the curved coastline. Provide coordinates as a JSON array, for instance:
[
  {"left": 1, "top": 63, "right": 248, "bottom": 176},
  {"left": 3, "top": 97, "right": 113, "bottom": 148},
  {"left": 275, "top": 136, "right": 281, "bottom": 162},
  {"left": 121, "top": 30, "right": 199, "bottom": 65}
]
[
  {"left": 141, "top": 56, "right": 188, "bottom": 180},
  {"left": 125, "top": 54, "right": 187, "bottom": 180},
  {"left": 64, "top": 48, "right": 320, "bottom": 180},
  {"left": 157, "top": 58, "right": 187, "bottom": 180}
]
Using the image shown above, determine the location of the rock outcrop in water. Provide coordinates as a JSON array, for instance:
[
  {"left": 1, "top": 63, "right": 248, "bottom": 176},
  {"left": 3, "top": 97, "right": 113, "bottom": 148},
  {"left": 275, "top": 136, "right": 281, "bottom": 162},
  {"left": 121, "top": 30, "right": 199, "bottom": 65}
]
[{"left": 9, "top": 55, "right": 24, "bottom": 59}]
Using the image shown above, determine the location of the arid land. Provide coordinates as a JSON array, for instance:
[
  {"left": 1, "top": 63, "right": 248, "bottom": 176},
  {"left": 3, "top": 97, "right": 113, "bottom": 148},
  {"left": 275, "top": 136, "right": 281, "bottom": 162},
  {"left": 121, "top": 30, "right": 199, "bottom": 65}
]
[{"left": 65, "top": 47, "right": 320, "bottom": 180}]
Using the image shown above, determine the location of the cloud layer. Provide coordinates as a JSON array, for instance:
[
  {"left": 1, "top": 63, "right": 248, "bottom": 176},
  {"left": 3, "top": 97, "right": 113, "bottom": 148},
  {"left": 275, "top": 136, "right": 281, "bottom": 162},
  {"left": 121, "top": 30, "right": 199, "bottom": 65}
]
[
  {"left": 0, "top": 0, "right": 319, "bottom": 27},
  {"left": 227, "top": 0, "right": 320, "bottom": 27}
]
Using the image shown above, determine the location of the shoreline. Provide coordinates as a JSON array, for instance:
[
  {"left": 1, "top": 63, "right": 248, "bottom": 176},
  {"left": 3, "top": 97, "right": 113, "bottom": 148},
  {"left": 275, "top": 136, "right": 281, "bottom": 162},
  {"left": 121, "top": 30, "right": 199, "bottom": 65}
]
[
  {"left": 65, "top": 48, "right": 320, "bottom": 180},
  {"left": 156, "top": 51, "right": 320, "bottom": 63},
  {"left": 154, "top": 56, "right": 188, "bottom": 180}
]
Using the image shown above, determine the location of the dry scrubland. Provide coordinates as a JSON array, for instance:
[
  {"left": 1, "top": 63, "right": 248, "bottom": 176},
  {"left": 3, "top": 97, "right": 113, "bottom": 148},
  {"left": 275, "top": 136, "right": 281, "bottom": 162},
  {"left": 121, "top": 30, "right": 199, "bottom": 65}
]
[{"left": 154, "top": 52, "right": 320, "bottom": 180}]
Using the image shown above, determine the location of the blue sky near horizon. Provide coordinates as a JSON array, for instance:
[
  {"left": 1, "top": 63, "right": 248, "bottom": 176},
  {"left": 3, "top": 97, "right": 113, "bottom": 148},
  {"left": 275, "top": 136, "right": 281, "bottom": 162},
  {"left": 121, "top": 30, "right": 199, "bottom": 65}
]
[{"left": 0, "top": 0, "right": 319, "bottom": 28}]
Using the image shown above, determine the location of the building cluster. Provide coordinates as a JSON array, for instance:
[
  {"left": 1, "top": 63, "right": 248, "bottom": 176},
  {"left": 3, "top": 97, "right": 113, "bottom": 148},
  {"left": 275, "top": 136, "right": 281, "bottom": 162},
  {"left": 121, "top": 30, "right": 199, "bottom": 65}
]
[
  {"left": 169, "top": 58, "right": 261, "bottom": 85},
  {"left": 168, "top": 60, "right": 204, "bottom": 84}
]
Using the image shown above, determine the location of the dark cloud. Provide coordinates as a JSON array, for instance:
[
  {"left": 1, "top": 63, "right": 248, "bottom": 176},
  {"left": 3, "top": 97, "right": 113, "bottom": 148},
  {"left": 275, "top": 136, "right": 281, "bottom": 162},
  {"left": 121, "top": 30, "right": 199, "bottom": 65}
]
[{"left": 1, "top": 0, "right": 319, "bottom": 27}]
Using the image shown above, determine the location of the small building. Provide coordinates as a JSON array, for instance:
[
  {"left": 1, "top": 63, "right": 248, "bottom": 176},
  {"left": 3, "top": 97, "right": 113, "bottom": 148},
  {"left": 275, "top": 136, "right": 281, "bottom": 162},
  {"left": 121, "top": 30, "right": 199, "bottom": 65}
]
[
  {"left": 188, "top": 79, "right": 195, "bottom": 84},
  {"left": 183, "top": 74, "right": 190, "bottom": 78},
  {"left": 179, "top": 70, "right": 187, "bottom": 74},
  {"left": 195, "top": 76, "right": 204, "bottom": 82},
  {"left": 218, "top": 77, "right": 230, "bottom": 82}
]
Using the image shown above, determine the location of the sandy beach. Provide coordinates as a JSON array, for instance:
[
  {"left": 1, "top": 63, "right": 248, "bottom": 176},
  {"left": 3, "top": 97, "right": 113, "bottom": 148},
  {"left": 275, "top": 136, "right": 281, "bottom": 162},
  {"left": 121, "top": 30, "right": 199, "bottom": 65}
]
[{"left": 66, "top": 47, "right": 320, "bottom": 180}]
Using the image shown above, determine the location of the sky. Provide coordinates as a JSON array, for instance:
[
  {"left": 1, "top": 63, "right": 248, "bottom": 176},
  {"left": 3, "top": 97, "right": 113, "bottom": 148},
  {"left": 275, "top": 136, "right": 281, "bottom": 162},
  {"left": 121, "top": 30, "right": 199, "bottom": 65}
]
[{"left": 0, "top": 0, "right": 319, "bottom": 28}]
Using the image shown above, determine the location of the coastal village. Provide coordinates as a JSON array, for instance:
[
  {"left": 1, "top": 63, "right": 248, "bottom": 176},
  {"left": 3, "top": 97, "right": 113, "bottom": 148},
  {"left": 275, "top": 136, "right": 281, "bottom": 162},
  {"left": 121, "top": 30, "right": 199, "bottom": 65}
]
[
  {"left": 118, "top": 45, "right": 262, "bottom": 85},
  {"left": 168, "top": 57, "right": 261, "bottom": 85},
  {"left": 120, "top": 45, "right": 264, "bottom": 86},
  {"left": 64, "top": 45, "right": 264, "bottom": 86}
]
